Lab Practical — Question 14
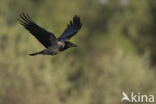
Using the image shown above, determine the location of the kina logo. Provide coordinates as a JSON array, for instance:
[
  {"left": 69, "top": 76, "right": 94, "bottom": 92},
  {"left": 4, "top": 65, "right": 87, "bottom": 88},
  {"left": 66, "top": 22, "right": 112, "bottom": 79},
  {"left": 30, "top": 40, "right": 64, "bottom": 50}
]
[{"left": 121, "top": 92, "right": 154, "bottom": 103}]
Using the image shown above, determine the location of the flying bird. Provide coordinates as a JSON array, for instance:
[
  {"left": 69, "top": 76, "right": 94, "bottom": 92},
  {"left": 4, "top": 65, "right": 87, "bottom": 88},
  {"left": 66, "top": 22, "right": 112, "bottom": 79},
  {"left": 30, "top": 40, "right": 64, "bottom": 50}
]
[{"left": 18, "top": 13, "right": 82, "bottom": 56}]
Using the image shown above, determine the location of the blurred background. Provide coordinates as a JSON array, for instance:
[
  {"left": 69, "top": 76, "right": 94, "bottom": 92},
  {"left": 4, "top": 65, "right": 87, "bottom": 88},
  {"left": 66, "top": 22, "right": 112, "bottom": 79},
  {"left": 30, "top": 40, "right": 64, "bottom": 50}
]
[{"left": 0, "top": 0, "right": 156, "bottom": 104}]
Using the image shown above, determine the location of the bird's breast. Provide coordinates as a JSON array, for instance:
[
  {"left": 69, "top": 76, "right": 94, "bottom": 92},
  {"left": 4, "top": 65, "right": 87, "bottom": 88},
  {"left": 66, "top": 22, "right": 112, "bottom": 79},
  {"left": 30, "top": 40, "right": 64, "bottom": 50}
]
[
  {"left": 52, "top": 48, "right": 60, "bottom": 54},
  {"left": 43, "top": 47, "right": 60, "bottom": 55}
]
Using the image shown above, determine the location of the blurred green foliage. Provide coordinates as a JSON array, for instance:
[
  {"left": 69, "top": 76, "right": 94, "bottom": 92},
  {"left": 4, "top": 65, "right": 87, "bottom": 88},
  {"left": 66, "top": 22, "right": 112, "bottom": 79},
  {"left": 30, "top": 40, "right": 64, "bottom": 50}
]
[{"left": 0, "top": 0, "right": 156, "bottom": 104}]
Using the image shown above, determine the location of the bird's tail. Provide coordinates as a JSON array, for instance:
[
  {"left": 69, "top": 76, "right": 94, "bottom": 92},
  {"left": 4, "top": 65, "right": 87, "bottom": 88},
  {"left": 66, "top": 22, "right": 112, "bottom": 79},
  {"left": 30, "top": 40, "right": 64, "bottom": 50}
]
[{"left": 29, "top": 50, "right": 43, "bottom": 56}]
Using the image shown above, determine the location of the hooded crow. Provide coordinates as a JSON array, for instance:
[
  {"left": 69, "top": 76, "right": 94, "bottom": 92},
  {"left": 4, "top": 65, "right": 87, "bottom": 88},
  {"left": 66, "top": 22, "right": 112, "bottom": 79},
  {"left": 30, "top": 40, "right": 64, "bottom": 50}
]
[{"left": 18, "top": 13, "right": 82, "bottom": 56}]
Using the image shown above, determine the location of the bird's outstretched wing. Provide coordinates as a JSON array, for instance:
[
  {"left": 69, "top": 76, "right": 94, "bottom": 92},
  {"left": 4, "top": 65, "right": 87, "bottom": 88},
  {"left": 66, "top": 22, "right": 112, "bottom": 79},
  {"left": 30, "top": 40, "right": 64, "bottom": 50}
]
[
  {"left": 58, "top": 15, "right": 82, "bottom": 41},
  {"left": 18, "top": 12, "right": 57, "bottom": 48}
]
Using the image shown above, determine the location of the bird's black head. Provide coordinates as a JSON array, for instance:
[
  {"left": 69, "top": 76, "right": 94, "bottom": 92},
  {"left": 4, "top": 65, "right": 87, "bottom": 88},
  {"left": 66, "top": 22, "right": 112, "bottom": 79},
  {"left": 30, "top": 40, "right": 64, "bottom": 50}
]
[{"left": 60, "top": 41, "right": 77, "bottom": 51}]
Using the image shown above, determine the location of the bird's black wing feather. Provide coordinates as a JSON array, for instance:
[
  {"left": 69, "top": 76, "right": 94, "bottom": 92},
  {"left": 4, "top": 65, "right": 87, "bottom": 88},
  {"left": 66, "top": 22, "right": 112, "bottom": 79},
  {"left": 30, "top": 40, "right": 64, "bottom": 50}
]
[
  {"left": 58, "top": 15, "right": 82, "bottom": 41},
  {"left": 18, "top": 12, "right": 57, "bottom": 48}
]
